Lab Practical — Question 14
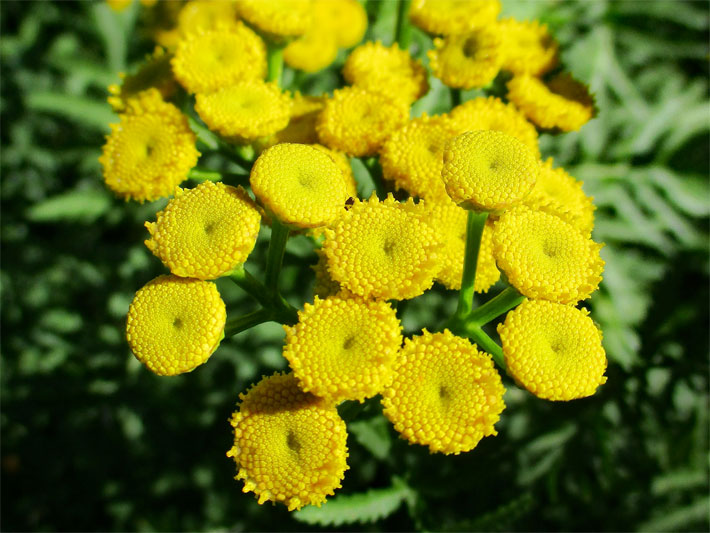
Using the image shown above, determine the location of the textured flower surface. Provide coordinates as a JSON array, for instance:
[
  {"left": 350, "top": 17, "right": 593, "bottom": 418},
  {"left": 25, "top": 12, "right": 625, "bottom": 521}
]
[
  {"left": 175, "top": 0, "right": 240, "bottom": 36},
  {"left": 313, "top": 0, "right": 367, "bottom": 48},
  {"left": 316, "top": 86, "right": 410, "bottom": 156},
  {"left": 227, "top": 373, "right": 349, "bottom": 511},
  {"left": 498, "top": 18, "right": 559, "bottom": 76},
  {"left": 409, "top": 0, "right": 501, "bottom": 35},
  {"left": 507, "top": 73, "right": 596, "bottom": 132},
  {"left": 441, "top": 130, "right": 539, "bottom": 211},
  {"left": 145, "top": 181, "right": 262, "bottom": 279},
  {"left": 284, "top": 29, "right": 338, "bottom": 73},
  {"left": 171, "top": 24, "right": 266, "bottom": 94},
  {"left": 343, "top": 41, "right": 429, "bottom": 105},
  {"left": 250, "top": 143, "right": 351, "bottom": 228},
  {"left": 492, "top": 206, "right": 604, "bottom": 303},
  {"left": 235, "top": 0, "right": 312, "bottom": 38},
  {"left": 323, "top": 195, "right": 441, "bottom": 300},
  {"left": 382, "top": 329, "right": 505, "bottom": 454},
  {"left": 195, "top": 80, "right": 291, "bottom": 141},
  {"left": 498, "top": 299, "right": 607, "bottom": 401},
  {"left": 283, "top": 296, "right": 402, "bottom": 403},
  {"left": 100, "top": 89, "right": 199, "bottom": 202},
  {"left": 428, "top": 29, "right": 503, "bottom": 89},
  {"left": 126, "top": 275, "right": 226, "bottom": 376}
]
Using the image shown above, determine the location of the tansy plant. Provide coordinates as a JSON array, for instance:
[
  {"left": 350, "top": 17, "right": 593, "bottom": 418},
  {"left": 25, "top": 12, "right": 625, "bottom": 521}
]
[{"left": 105, "top": 0, "right": 604, "bottom": 515}]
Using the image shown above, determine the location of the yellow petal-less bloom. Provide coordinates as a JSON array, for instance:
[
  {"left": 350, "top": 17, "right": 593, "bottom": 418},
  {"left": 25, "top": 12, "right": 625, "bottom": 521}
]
[
  {"left": 492, "top": 206, "right": 604, "bottom": 304},
  {"left": 175, "top": 0, "right": 240, "bottom": 36},
  {"left": 195, "top": 81, "right": 291, "bottom": 141},
  {"left": 441, "top": 130, "right": 539, "bottom": 212},
  {"left": 144, "top": 182, "right": 262, "bottom": 280},
  {"left": 382, "top": 329, "right": 505, "bottom": 454},
  {"left": 283, "top": 296, "right": 403, "bottom": 403},
  {"left": 312, "top": 144, "right": 357, "bottom": 198},
  {"left": 316, "top": 87, "right": 410, "bottom": 157},
  {"left": 311, "top": 248, "right": 346, "bottom": 299},
  {"left": 263, "top": 93, "right": 325, "bottom": 146},
  {"left": 524, "top": 159, "right": 595, "bottom": 237},
  {"left": 313, "top": 0, "right": 367, "bottom": 48},
  {"left": 284, "top": 29, "right": 338, "bottom": 73},
  {"left": 227, "top": 372, "right": 349, "bottom": 511},
  {"left": 250, "top": 143, "right": 352, "bottom": 228},
  {"left": 498, "top": 299, "right": 607, "bottom": 401},
  {"left": 507, "top": 73, "right": 597, "bottom": 132},
  {"left": 379, "top": 113, "right": 459, "bottom": 202},
  {"left": 171, "top": 23, "right": 266, "bottom": 94},
  {"left": 100, "top": 89, "right": 199, "bottom": 203},
  {"left": 323, "top": 195, "right": 441, "bottom": 300},
  {"left": 409, "top": 0, "right": 501, "bottom": 36},
  {"left": 343, "top": 41, "right": 429, "bottom": 105},
  {"left": 447, "top": 96, "right": 540, "bottom": 157},
  {"left": 234, "top": 0, "right": 312, "bottom": 39},
  {"left": 498, "top": 18, "right": 558, "bottom": 76},
  {"left": 422, "top": 202, "right": 499, "bottom": 292},
  {"left": 107, "top": 47, "right": 176, "bottom": 112},
  {"left": 126, "top": 275, "right": 226, "bottom": 376},
  {"left": 428, "top": 29, "right": 504, "bottom": 89}
]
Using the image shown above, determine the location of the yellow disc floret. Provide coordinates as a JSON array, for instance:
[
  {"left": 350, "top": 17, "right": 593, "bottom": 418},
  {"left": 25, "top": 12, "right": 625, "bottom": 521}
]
[
  {"left": 283, "top": 296, "right": 403, "bottom": 403},
  {"left": 498, "top": 18, "right": 558, "bottom": 76},
  {"left": 126, "top": 275, "right": 226, "bottom": 376},
  {"left": 175, "top": 0, "right": 240, "bottom": 36},
  {"left": 250, "top": 143, "right": 352, "bottom": 228},
  {"left": 316, "top": 87, "right": 410, "bottom": 157},
  {"left": 171, "top": 23, "right": 266, "bottom": 94},
  {"left": 323, "top": 194, "right": 441, "bottom": 300},
  {"left": 234, "top": 0, "right": 312, "bottom": 39},
  {"left": 343, "top": 41, "right": 429, "bottom": 105},
  {"left": 100, "top": 89, "right": 199, "bottom": 202},
  {"left": 441, "top": 130, "right": 539, "bottom": 212},
  {"left": 428, "top": 29, "right": 503, "bottom": 89},
  {"left": 284, "top": 29, "right": 338, "bottom": 73},
  {"left": 382, "top": 329, "right": 505, "bottom": 454},
  {"left": 227, "top": 372, "right": 349, "bottom": 511},
  {"left": 498, "top": 299, "right": 607, "bottom": 401},
  {"left": 409, "top": 0, "right": 501, "bottom": 36},
  {"left": 492, "top": 206, "right": 604, "bottom": 304},
  {"left": 195, "top": 81, "right": 291, "bottom": 141},
  {"left": 144, "top": 181, "right": 262, "bottom": 280},
  {"left": 311, "top": 144, "right": 357, "bottom": 197},
  {"left": 379, "top": 113, "right": 459, "bottom": 202},
  {"left": 313, "top": 0, "right": 367, "bottom": 48},
  {"left": 506, "top": 73, "right": 597, "bottom": 132}
]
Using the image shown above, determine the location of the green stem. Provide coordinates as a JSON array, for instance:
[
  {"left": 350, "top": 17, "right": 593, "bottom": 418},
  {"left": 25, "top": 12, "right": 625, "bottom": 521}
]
[
  {"left": 451, "top": 88, "right": 462, "bottom": 107},
  {"left": 468, "top": 286, "right": 525, "bottom": 326},
  {"left": 224, "top": 308, "right": 273, "bottom": 337},
  {"left": 267, "top": 42, "right": 284, "bottom": 85},
  {"left": 229, "top": 266, "right": 270, "bottom": 305},
  {"left": 467, "top": 325, "right": 507, "bottom": 372},
  {"left": 265, "top": 218, "right": 290, "bottom": 297},
  {"left": 454, "top": 210, "right": 489, "bottom": 320},
  {"left": 187, "top": 116, "right": 220, "bottom": 151},
  {"left": 363, "top": 157, "right": 387, "bottom": 199},
  {"left": 395, "top": 0, "right": 412, "bottom": 50},
  {"left": 188, "top": 167, "right": 250, "bottom": 183}
]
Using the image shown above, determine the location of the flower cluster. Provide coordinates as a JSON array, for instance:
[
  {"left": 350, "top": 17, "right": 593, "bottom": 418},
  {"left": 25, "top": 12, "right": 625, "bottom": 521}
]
[{"left": 106, "top": 0, "right": 607, "bottom": 514}]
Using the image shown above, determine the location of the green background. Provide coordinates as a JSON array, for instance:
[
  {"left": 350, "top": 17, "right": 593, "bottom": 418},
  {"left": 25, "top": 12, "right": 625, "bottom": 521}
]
[{"left": 1, "top": 1, "right": 708, "bottom": 531}]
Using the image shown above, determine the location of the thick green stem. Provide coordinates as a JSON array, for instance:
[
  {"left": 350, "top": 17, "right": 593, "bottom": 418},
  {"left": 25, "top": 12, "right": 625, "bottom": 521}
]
[
  {"left": 267, "top": 42, "right": 284, "bottom": 85},
  {"left": 395, "top": 0, "right": 412, "bottom": 50},
  {"left": 468, "top": 286, "right": 525, "bottom": 326},
  {"left": 455, "top": 210, "right": 489, "bottom": 320},
  {"left": 224, "top": 308, "right": 273, "bottom": 337},
  {"left": 229, "top": 266, "right": 270, "bottom": 305},
  {"left": 467, "top": 325, "right": 507, "bottom": 372},
  {"left": 265, "top": 218, "right": 290, "bottom": 297}
]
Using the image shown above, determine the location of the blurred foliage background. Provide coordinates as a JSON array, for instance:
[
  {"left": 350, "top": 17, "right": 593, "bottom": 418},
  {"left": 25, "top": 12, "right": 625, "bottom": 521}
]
[{"left": 1, "top": 1, "right": 708, "bottom": 531}]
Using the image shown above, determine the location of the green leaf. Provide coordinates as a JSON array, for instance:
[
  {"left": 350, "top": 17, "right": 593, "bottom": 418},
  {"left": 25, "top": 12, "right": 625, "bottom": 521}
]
[
  {"left": 348, "top": 414, "right": 392, "bottom": 461},
  {"left": 26, "top": 189, "right": 112, "bottom": 223},
  {"left": 25, "top": 91, "right": 116, "bottom": 132},
  {"left": 293, "top": 478, "right": 415, "bottom": 526}
]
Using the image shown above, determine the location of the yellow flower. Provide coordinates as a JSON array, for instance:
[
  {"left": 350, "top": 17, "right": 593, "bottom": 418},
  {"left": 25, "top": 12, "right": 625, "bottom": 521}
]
[
  {"left": 322, "top": 194, "right": 441, "bottom": 300},
  {"left": 498, "top": 18, "right": 558, "bottom": 76},
  {"left": 343, "top": 41, "right": 429, "bottom": 105},
  {"left": 126, "top": 275, "right": 226, "bottom": 376},
  {"left": 144, "top": 182, "right": 262, "bottom": 280},
  {"left": 283, "top": 296, "right": 403, "bottom": 403},
  {"left": 250, "top": 143, "right": 352, "bottom": 229},
  {"left": 108, "top": 47, "right": 176, "bottom": 112},
  {"left": 311, "top": 248, "right": 346, "bottom": 299},
  {"left": 409, "top": 0, "right": 501, "bottom": 36},
  {"left": 175, "top": 0, "right": 240, "bottom": 36},
  {"left": 506, "top": 73, "right": 597, "bottom": 132},
  {"left": 441, "top": 130, "right": 539, "bottom": 212},
  {"left": 313, "top": 0, "right": 367, "bottom": 48},
  {"left": 421, "top": 202, "right": 499, "bottom": 292},
  {"left": 492, "top": 206, "right": 604, "bottom": 304},
  {"left": 234, "top": 0, "right": 312, "bottom": 39},
  {"left": 379, "top": 113, "right": 459, "bottom": 202},
  {"left": 284, "top": 29, "right": 338, "bottom": 73},
  {"left": 382, "top": 329, "right": 505, "bottom": 454},
  {"left": 447, "top": 96, "right": 540, "bottom": 157},
  {"left": 316, "top": 87, "right": 410, "bottom": 157},
  {"left": 99, "top": 89, "right": 199, "bottom": 203},
  {"left": 195, "top": 80, "right": 291, "bottom": 142},
  {"left": 428, "top": 29, "right": 503, "bottom": 89},
  {"left": 171, "top": 23, "right": 266, "bottom": 94},
  {"left": 524, "top": 159, "right": 595, "bottom": 237},
  {"left": 498, "top": 300, "right": 607, "bottom": 401},
  {"left": 263, "top": 92, "right": 325, "bottom": 146},
  {"left": 227, "top": 372, "right": 349, "bottom": 511},
  {"left": 312, "top": 144, "right": 357, "bottom": 198}
]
